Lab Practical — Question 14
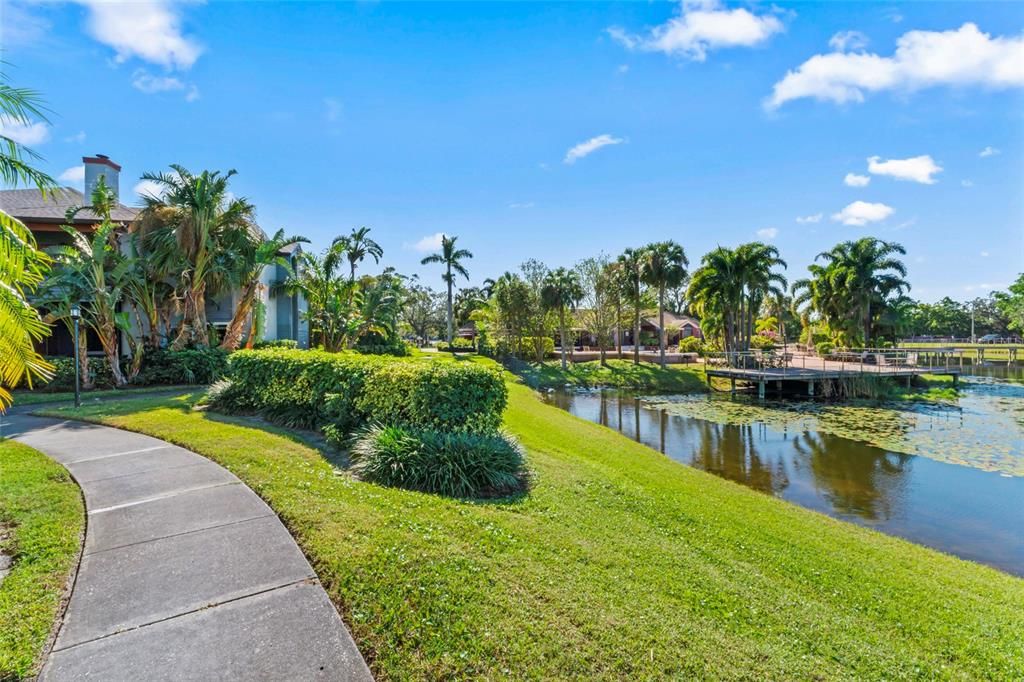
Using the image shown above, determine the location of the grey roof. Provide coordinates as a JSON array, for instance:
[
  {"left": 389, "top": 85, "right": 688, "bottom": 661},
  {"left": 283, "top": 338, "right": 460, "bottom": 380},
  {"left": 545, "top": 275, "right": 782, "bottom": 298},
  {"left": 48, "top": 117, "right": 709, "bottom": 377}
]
[
  {"left": 0, "top": 187, "right": 139, "bottom": 223},
  {"left": 643, "top": 310, "right": 701, "bottom": 330}
]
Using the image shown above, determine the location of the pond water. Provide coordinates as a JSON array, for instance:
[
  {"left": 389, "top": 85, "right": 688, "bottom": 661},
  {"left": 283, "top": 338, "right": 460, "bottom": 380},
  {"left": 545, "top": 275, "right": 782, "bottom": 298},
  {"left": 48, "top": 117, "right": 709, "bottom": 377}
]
[{"left": 542, "top": 365, "right": 1024, "bottom": 576}]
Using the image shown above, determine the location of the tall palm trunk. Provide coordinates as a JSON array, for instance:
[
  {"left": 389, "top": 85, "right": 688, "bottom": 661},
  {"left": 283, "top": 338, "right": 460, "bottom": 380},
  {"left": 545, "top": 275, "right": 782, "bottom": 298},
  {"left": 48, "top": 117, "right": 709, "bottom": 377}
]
[
  {"left": 220, "top": 279, "right": 259, "bottom": 350},
  {"left": 77, "top": 326, "right": 92, "bottom": 389},
  {"left": 658, "top": 285, "right": 667, "bottom": 369},
  {"left": 98, "top": 320, "right": 127, "bottom": 387},
  {"left": 446, "top": 267, "right": 454, "bottom": 345},
  {"left": 864, "top": 296, "right": 872, "bottom": 347},
  {"left": 559, "top": 308, "right": 568, "bottom": 370},
  {"left": 633, "top": 282, "right": 641, "bottom": 365},
  {"left": 173, "top": 282, "right": 209, "bottom": 349},
  {"left": 615, "top": 298, "right": 623, "bottom": 359}
]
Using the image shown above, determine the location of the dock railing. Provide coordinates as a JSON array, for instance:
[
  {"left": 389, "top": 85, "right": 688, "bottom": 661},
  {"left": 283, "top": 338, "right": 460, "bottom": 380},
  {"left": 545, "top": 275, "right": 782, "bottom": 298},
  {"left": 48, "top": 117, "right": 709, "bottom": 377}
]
[{"left": 704, "top": 347, "right": 962, "bottom": 381}]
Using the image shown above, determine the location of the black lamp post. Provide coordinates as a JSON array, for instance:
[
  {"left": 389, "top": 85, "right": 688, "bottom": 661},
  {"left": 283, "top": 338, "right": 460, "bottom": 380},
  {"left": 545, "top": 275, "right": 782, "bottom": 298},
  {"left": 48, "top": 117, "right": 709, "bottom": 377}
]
[{"left": 71, "top": 303, "right": 81, "bottom": 408}]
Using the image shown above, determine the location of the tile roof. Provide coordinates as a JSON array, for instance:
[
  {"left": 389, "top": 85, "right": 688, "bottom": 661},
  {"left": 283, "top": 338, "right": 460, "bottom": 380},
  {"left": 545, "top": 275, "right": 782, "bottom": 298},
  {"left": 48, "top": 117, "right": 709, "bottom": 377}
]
[{"left": 0, "top": 187, "right": 139, "bottom": 223}]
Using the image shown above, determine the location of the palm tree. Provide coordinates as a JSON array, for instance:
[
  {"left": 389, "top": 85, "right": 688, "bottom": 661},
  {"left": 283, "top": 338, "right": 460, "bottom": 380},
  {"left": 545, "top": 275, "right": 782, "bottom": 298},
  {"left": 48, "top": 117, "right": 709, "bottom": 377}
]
[
  {"left": 220, "top": 229, "right": 308, "bottom": 350},
  {"left": 541, "top": 267, "right": 583, "bottom": 369},
  {"left": 640, "top": 241, "right": 689, "bottom": 368},
  {"left": 334, "top": 226, "right": 383, "bottom": 281},
  {"left": 616, "top": 248, "right": 645, "bottom": 365},
  {"left": 420, "top": 235, "right": 472, "bottom": 345},
  {"left": 282, "top": 242, "right": 351, "bottom": 351},
  {"left": 735, "top": 242, "right": 787, "bottom": 352},
  {"left": 794, "top": 238, "right": 908, "bottom": 347},
  {"left": 0, "top": 72, "right": 55, "bottom": 407},
  {"left": 137, "top": 165, "right": 256, "bottom": 348},
  {"left": 51, "top": 178, "right": 135, "bottom": 386}
]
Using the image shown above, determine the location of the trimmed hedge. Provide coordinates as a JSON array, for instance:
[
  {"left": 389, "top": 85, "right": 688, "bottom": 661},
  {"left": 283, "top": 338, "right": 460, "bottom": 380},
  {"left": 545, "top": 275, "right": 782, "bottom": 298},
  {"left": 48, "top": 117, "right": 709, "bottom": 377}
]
[
  {"left": 224, "top": 349, "right": 507, "bottom": 435},
  {"left": 251, "top": 339, "right": 299, "bottom": 350},
  {"left": 136, "top": 348, "right": 229, "bottom": 385}
]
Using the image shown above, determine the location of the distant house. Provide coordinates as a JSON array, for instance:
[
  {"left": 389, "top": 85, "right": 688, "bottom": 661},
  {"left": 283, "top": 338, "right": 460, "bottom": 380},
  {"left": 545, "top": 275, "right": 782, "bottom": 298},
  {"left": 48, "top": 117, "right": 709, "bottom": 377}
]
[
  {"left": 574, "top": 310, "right": 702, "bottom": 349},
  {"left": 0, "top": 154, "right": 308, "bottom": 355}
]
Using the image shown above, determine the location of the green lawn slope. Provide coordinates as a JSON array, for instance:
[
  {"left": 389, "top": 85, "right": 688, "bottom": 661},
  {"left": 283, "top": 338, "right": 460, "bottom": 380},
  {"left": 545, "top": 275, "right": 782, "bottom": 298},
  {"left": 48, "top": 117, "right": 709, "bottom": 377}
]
[{"left": 41, "top": 364, "right": 1023, "bottom": 680}]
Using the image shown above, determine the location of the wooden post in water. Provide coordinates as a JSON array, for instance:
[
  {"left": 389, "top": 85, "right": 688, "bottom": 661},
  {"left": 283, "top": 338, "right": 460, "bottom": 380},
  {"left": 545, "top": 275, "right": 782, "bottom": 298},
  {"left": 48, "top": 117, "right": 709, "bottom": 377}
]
[
  {"left": 808, "top": 380, "right": 815, "bottom": 397},
  {"left": 758, "top": 381, "right": 765, "bottom": 400}
]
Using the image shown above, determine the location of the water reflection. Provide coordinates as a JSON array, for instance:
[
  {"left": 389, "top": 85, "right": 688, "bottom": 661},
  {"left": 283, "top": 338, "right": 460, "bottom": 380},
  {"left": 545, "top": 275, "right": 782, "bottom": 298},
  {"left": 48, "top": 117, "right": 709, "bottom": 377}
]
[{"left": 544, "top": 387, "right": 1024, "bottom": 575}]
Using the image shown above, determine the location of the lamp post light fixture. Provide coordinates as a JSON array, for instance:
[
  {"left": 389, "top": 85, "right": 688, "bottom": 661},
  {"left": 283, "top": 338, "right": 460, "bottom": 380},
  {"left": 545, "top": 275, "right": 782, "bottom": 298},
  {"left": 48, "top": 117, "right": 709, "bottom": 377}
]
[{"left": 70, "top": 304, "right": 81, "bottom": 408}]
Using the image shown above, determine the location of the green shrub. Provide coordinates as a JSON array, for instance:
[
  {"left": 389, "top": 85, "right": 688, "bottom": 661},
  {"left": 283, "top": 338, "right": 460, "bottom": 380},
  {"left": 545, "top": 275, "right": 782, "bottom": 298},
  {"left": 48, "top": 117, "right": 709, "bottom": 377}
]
[
  {"left": 437, "top": 337, "right": 475, "bottom": 352},
  {"left": 349, "top": 423, "right": 527, "bottom": 498},
  {"left": 136, "top": 348, "right": 229, "bottom": 385},
  {"left": 224, "top": 349, "right": 507, "bottom": 434},
  {"left": 356, "top": 333, "right": 413, "bottom": 356},
  {"left": 815, "top": 341, "right": 834, "bottom": 356},
  {"left": 523, "top": 336, "right": 555, "bottom": 357},
  {"left": 750, "top": 335, "right": 776, "bottom": 351},
  {"left": 356, "top": 361, "right": 507, "bottom": 433},
  {"left": 18, "top": 356, "right": 116, "bottom": 391},
  {"left": 252, "top": 339, "right": 299, "bottom": 350},
  {"left": 677, "top": 337, "right": 702, "bottom": 354}
]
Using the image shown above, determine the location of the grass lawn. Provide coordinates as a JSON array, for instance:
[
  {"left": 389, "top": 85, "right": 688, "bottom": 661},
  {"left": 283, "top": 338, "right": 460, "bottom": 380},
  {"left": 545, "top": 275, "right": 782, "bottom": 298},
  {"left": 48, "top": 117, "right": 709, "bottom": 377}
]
[
  {"left": 40, "top": 366, "right": 1024, "bottom": 679},
  {"left": 10, "top": 384, "right": 200, "bottom": 407},
  {"left": 0, "top": 441, "right": 84, "bottom": 679},
  {"left": 512, "top": 357, "right": 709, "bottom": 392},
  {"left": 901, "top": 342, "right": 1023, "bottom": 361}
]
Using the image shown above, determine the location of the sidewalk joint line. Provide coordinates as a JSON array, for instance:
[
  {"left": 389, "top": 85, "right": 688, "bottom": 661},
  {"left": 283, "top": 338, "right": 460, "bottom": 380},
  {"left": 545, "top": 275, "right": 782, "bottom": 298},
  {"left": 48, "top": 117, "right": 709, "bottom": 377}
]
[
  {"left": 84, "top": 511, "right": 276, "bottom": 557},
  {"left": 68, "top": 445, "right": 172, "bottom": 463},
  {"left": 88, "top": 482, "right": 240, "bottom": 515}
]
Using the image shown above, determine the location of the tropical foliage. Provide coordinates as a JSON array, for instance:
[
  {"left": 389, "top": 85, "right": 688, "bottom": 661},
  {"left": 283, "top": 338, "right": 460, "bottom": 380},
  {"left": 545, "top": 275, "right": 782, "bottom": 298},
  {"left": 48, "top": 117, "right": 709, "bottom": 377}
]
[
  {"left": 421, "top": 235, "right": 473, "bottom": 345},
  {"left": 0, "top": 73, "right": 54, "bottom": 407}
]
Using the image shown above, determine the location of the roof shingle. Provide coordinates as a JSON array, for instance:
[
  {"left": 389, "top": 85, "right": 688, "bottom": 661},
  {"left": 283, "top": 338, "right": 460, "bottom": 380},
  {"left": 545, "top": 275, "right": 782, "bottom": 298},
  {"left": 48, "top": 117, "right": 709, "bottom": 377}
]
[{"left": 0, "top": 187, "right": 139, "bottom": 223}]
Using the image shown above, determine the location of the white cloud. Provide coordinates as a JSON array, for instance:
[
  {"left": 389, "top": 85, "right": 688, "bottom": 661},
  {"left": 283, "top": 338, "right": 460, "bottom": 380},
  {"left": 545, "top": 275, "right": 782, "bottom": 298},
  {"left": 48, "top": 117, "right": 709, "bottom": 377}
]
[
  {"left": 564, "top": 134, "right": 625, "bottom": 164},
  {"left": 409, "top": 232, "right": 446, "bottom": 253},
  {"left": 324, "top": 97, "right": 343, "bottom": 122},
  {"left": 831, "top": 201, "right": 894, "bottom": 226},
  {"left": 980, "top": 251, "right": 990, "bottom": 257},
  {"left": 829, "top": 30, "right": 869, "bottom": 52},
  {"left": 0, "top": 115, "right": 50, "bottom": 145},
  {"left": 756, "top": 227, "right": 778, "bottom": 240},
  {"left": 133, "top": 179, "right": 167, "bottom": 202},
  {"left": 867, "top": 154, "right": 942, "bottom": 184},
  {"left": 58, "top": 166, "right": 85, "bottom": 185},
  {"left": 766, "top": 23, "right": 1024, "bottom": 109},
  {"left": 964, "top": 282, "right": 1006, "bottom": 293},
  {"left": 76, "top": 0, "right": 202, "bottom": 70},
  {"left": 508, "top": 202, "right": 535, "bottom": 209},
  {"left": 961, "top": 179, "right": 974, "bottom": 188},
  {"left": 608, "top": 0, "right": 784, "bottom": 62},
  {"left": 617, "top": 64, "right": 630, "bottom": 74},
  {"left": 64, "top": 131, "right": 87, "bottom": 144},
  {"left": 0, "top": 2, "right": 51, "bottom": 47},
  {"left": 131, "top": 69, "right": 185, "bottom": 94},
  {"left": 185, "top": 85, "right": 200, "bottom": 102},
  {"left": 844, "top": 172, "right": 871, "bottom": 187},
  {"left": 979, "top": 145, "right": 1000, "bottom": 157},
  {"left": 796, "top": 213, "right": 823, "bottom": 224}
]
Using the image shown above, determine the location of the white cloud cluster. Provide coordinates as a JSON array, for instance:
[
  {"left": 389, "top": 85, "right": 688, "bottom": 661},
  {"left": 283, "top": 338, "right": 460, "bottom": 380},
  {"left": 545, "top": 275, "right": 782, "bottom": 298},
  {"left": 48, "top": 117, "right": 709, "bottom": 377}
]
[
  {"left": 59, "top": 166, "right": 85, "bottom": 185},
  {"left": 608, "top": 0, "right": 783, "bottom": 62},
  {"left": 409, "top": 232, "right": 446, "bottom": 253},
  {"left": 979, "top": 146, "right": 1000, "bottom": 158},
  {"left": 829, "top": 30, "right": 869, "bottom": 52},
  {"left": 564, "top": 134, "right": 625, "bottom": 164},
  {"left": 133, "top": 179, "right": 167, "bottom": 202},
  {"left": 867, "top": 154, "right": 942, "bottom": 184},
  {"left": 131, "top": 69, "right": 185, "bottom": 94},
  {"left": 77, "top": 0, "right": 202, "bottom": 70},
  {"left": 844, "top": 173, "right": 870, "bottom": 187},
  {"left": 832, "top": 201, "right": 894, "bottom": 226},
  {"left": 767, "top": 23, "right": 1024, "bottom": 109},
  {"left": 0, "top": 114, "right": 50, "bottom": 146},
  {"left": 796, "top": 213, "right": 822, "bottom": 224},
  {"left": 756, "top": 227, "right": 778, "bottom": 240}
]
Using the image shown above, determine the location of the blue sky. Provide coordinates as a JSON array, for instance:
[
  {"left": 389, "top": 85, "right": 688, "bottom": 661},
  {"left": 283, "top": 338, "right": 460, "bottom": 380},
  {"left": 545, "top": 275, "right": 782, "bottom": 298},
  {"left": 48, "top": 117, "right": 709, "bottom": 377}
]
[{"left": 3, "top": 0, "right": 1022, "bottom": 301}]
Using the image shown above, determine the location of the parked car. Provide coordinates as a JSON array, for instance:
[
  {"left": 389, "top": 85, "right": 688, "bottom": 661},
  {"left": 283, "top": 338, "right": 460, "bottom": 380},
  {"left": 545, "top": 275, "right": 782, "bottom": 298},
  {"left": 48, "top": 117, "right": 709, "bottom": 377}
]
[{"left": 978, "top": 334, "right": 1001, "bottom": 344}]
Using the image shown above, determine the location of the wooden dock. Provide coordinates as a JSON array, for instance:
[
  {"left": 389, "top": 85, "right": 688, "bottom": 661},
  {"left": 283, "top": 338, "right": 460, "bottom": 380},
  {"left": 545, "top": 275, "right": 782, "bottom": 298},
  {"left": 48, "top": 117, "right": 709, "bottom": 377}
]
[{"left": 704, "top": 351, "right": 962, "bottom": 398}]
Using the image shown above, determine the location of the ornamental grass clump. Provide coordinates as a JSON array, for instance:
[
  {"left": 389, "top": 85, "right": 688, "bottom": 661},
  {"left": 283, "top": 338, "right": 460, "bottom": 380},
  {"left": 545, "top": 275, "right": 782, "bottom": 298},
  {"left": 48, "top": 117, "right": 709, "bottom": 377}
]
[{"left": 350, "top": 423, "right": 527, "bottom": 498}]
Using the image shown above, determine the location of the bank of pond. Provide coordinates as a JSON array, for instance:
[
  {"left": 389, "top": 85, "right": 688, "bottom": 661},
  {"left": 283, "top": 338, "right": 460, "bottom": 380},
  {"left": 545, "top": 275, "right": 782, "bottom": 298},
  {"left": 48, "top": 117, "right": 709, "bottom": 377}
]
[{"left": 544, "top": 364, "right": 1024, "bottom": 575}]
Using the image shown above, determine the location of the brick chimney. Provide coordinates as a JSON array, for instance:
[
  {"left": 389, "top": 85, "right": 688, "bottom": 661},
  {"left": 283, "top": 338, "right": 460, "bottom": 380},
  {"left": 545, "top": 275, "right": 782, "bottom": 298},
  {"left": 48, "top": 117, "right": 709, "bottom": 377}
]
[{"left": 83, "top": 154, "right": 121, "bottom": 202}]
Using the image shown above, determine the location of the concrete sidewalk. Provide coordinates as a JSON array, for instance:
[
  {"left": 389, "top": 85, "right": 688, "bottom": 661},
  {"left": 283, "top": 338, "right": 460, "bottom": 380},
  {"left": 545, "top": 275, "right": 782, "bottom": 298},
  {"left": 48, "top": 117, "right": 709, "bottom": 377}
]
[{"left": 2, "top": 413, "right": 372, "bottom": 681}]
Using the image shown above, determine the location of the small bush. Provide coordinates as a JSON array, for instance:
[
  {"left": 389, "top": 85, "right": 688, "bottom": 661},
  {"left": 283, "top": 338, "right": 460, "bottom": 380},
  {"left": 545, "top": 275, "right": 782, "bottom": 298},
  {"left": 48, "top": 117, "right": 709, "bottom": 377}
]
[
  {"left": 750, "top": 335, "right": 776, "bottom": 351},
  {"left": 350, "top": 423, "right": 527, "bottom": 498},
  {"left": 252, "top": 339, "right": 299, "bottom": 350},
  {"left": 136, "top": 348, "right": 229, "bottom": 385},
  {"left": 19, "top": 356, "right": 117, "bottom": 391},
  {"left": 437, "top": 337, "right": 475, "bottom": 352},
  {"left": 815, "top": 341, "right": 834, "bottom": 356},
  {"left": 677, "top": 337, "right": 702, "bottom": 354},
  {"left": 356, "top": 333, "right": 413, "bottom": 357}
]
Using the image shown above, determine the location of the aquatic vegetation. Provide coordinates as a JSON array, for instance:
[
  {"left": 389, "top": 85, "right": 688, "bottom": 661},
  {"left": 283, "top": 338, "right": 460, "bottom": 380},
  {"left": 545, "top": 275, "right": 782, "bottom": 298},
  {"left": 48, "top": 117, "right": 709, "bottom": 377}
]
[{"left": 642, "top": 377, "right": 1024, "bottom": 477}]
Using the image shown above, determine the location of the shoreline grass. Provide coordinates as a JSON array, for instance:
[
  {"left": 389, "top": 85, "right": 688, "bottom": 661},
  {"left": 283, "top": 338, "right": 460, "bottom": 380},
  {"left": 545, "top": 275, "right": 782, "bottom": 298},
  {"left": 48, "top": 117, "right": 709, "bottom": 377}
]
[
  {"left": 0, "top": 441, "right": 84, "bottom": 679},
  {"left": 39, "top": 364, "right": 1024, "bottom": 679},
  {"left": 510, "top": 357, "right": 709, "bottom": 392}
]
